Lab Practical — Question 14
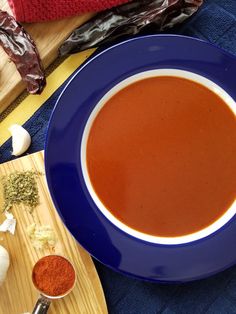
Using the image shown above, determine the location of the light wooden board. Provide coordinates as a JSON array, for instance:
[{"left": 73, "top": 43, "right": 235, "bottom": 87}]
[
  {"left": 0, "top": 0, "right": 94, "bottom": 114},
  {"left": 0, "top": 151, "right": 107, "bottom": 314}
]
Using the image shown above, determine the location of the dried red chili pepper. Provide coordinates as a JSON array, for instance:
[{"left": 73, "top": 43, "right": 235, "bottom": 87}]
[
  {"left": 0, "top": 10, "right": 46, "bottom": 94},
  {"left": 59, "top": 0, "right": 203, "bottom": 56}
]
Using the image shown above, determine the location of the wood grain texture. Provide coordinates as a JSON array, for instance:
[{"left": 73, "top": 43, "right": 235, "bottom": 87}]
[
  {"left": 0, "top": 151, "right": 107, "bottom": 314},
  {"left": 0, "top": 0, "right": 94, "bottom": 114}
]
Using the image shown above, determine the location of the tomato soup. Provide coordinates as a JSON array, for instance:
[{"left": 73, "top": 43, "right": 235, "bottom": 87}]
[{"left": 85, "top": 75, "right": 236, "bottom": 237}]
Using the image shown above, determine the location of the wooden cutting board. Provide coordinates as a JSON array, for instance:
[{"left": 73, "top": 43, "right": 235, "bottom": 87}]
[
  {"left": 0, "top": 151, "right": 107, "bottom": 314},
  {"left": 0, "top": 1, "right": 94, "bottom": 114}
]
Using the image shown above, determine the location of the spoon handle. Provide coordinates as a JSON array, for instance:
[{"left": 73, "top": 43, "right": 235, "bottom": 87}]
[{"left": 32, "top": 295, "right": 51, "bottom": 314}]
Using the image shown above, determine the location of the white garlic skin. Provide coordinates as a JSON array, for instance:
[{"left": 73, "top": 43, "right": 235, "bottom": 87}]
[
  {"left": 0, "top": 245, "right": 10, "bottom": 286},
  {"left": 9, "top": 124, "right": 31, "bottom": 156}
]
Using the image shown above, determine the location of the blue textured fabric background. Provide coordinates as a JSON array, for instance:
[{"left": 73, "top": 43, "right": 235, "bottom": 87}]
[{"left": 1, "top": 1, "right": 236, "bottom": 313}]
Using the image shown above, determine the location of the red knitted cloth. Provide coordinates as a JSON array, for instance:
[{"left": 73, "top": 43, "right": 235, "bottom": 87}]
[{"left": 8, "top": 0, "right": 130, "bottom": 23}]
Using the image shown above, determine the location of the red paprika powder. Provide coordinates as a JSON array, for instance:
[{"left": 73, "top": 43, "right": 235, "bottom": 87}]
[{"left": 32, "top": 255, "right": 76, "bottom": 297}]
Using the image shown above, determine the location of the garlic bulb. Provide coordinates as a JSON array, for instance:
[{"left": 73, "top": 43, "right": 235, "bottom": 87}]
[
  {"left": 9, "top": 124, "right": 31, "bottom": 156},
  {"left": 0, "top": 245, "right": 10, "bottom": 286}
]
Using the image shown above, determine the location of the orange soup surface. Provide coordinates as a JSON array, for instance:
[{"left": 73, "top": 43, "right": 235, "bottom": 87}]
[{"left": 86, "top": 76, "right": 236, "bottom": 237}]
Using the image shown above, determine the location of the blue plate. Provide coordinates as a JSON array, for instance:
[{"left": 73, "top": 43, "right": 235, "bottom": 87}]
[{"left": 45, "top": 35, "right": 236, "bottom": 283}]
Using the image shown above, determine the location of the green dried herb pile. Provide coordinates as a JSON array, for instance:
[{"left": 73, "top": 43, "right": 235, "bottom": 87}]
[{"left": 1, "top": 171, "right": 41, "bottom": 212}]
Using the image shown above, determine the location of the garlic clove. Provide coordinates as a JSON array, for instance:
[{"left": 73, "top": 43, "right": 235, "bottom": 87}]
[
  {"left": 0, "top": 211, "right": 17, "bottom": 235},
  {"left": 9, "top": 124, "right": 31, "bottom": 156},
  {"left": 0, "top": 245, "right": 10, "bottom": 286}
]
